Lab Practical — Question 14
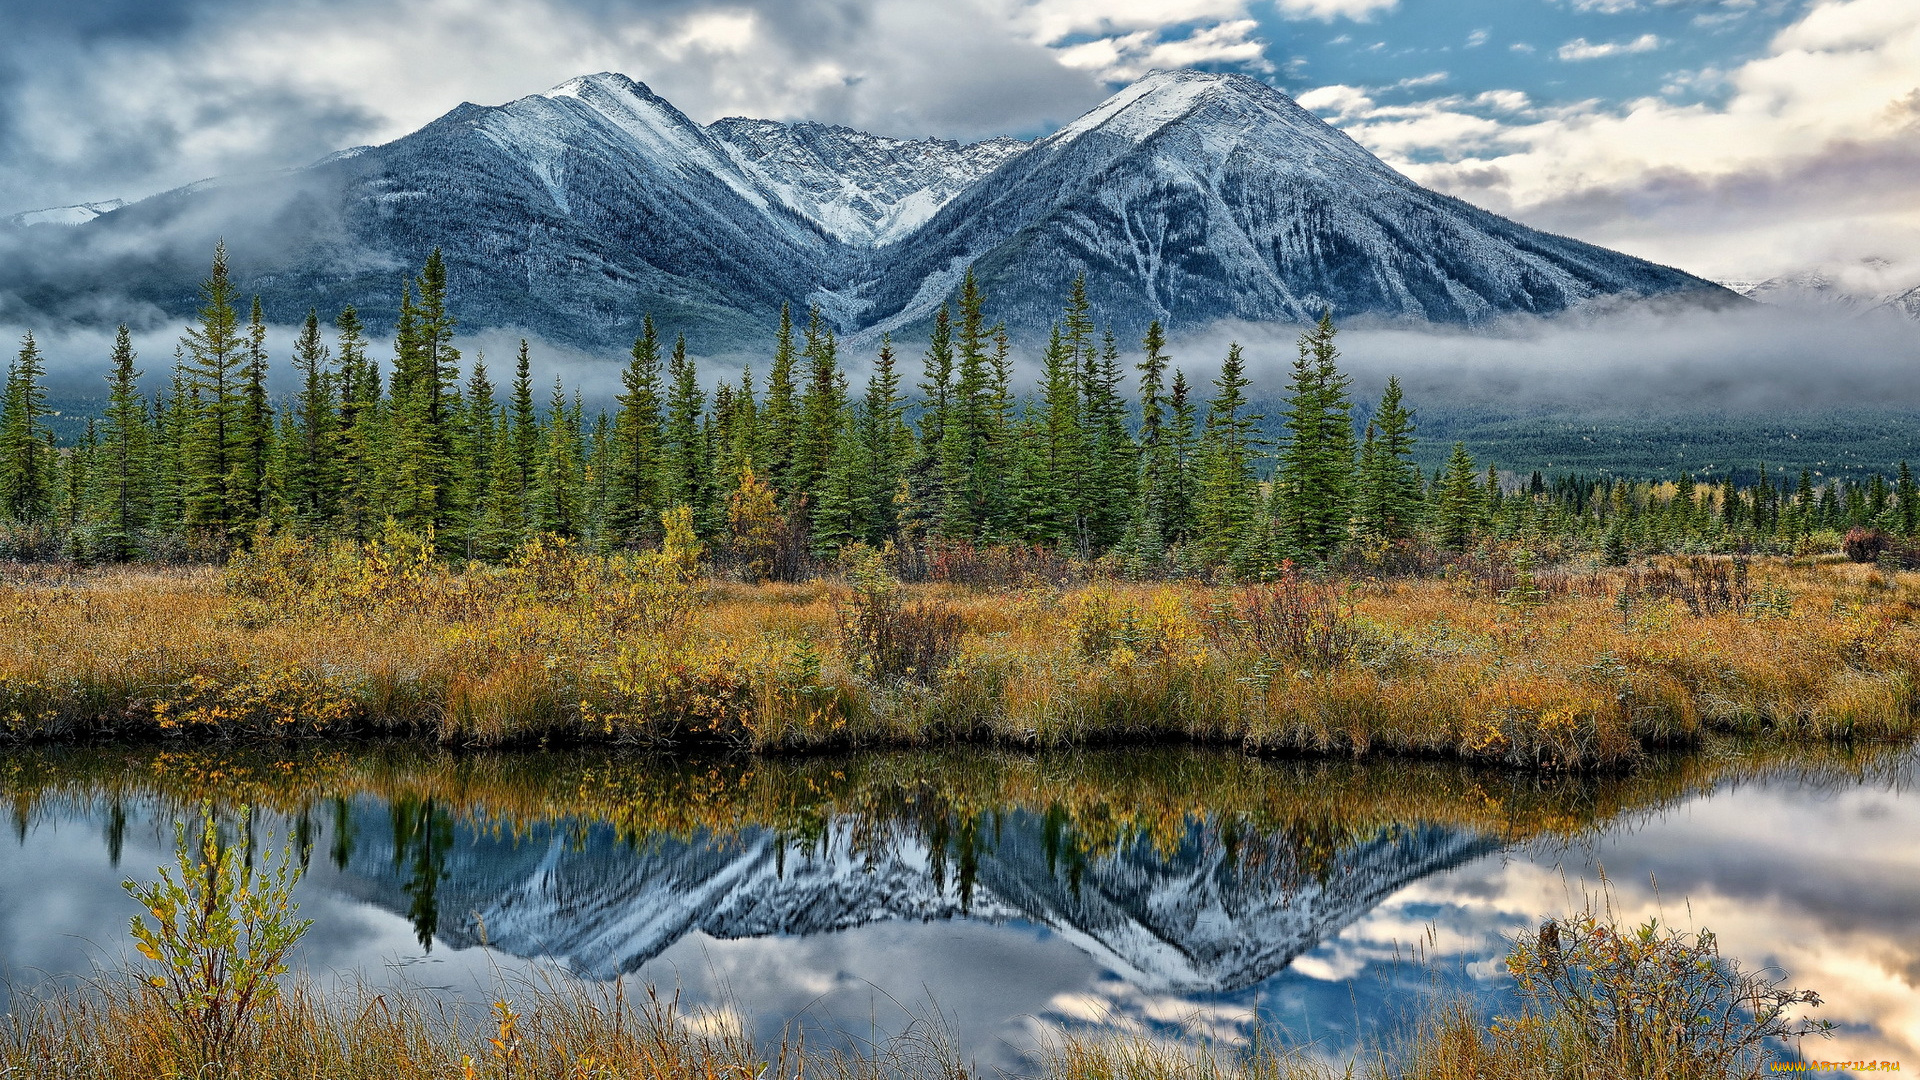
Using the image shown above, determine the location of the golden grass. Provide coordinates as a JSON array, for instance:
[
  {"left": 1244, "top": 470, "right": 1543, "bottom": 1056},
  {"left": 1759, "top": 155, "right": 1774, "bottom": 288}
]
[{"left": 3, "top": 550, "right": 1917, "bottom": 768}]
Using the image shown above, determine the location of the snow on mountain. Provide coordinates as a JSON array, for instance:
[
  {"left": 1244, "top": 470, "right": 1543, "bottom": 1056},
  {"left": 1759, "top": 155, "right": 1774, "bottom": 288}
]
[
  {"left": 710, "top": 118, "right": 1027, "bottom": 246},
  {"left": 334, "top": 804, "right": 1497, "bottom": 993},
  {"left": 857, "top": 68, "right": 1733, "bottom": 341},
  {"left": 1716, "top": 258, "right": 1920, "bottom": 321},
  {"left": 4, "top": 200, "right": 126, "bottom": 227},
  {"left": 0, "top": 68, "right": 1734, "bottom": 348}
]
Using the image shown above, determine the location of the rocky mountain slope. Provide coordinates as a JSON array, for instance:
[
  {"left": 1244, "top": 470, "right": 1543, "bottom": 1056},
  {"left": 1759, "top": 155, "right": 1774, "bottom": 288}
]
[{"left": 0, "top": 70, "right": 1733, "bottom": 350}]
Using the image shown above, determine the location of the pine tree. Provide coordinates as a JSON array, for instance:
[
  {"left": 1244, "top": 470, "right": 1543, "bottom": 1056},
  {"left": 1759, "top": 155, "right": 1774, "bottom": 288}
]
[
  {"left": 1352, "top": 376, "right": 1419, "bottom": 542},
  {"left": 662, "top": 334, "right": 708, "bottom": 522},
  {"left": 0, "top": 332, "right": 54, "bottom": 523},
  {"left": 1891, "top": 461, "right": 1917, "bottom": 536},
  {"left": 1435, "top": 443, "right": 1483, "bottom": 549},
  {"left": 508, "top": 341, "right": 539, "bottom": 526},
  {"left": 1034, "top": 323, "right": 1087, "bottom": 546},
  {"left": 94, "top": 325, "right": 151, "bottom": 558},
  {"left": 793, "top": 308, "right": 842, "bottom": 514},
  {"left": 1192, "top": 344, "right": 1263, "bottom": 566},
  {"left": 284, "top": 310, "right": 338, "bottom": 530},
  {"left": 532, "top": 379, "right": 582, "bottom": 537},
  {"left": 333, "top": 307, "right": 380, "bottom": 538},
  {"left": 763, "top": 303, "right": 800, "bottom": 498},
  {"left": 937, "top": 270, "right": 999, "bottom": 538},
  {"left": 231, "top": 297, "right": 274, "bottom": 530},
  {"left": 907, "top": 304, "right": 954, "bottom": 527},
  {"left": 607, "top": 318, "right": 666, "bottom": 545},
  {"left": 1273, "top": 314, "right": 1355, "bottom": 560},
  {"left": 180, "top": 243, "right": 248, "bottom": 541},
  {"left": 1083, "top": 329, "right": 1135, "bottom": 551},
  {"left": 853, "top": 336, "right": 911, "bottom": 545}
]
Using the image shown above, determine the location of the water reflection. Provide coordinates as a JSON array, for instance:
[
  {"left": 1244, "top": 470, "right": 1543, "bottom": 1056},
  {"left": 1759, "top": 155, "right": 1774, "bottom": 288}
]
[{"left": 0, "top": 744, "right": 1911, "bottom": 1069}]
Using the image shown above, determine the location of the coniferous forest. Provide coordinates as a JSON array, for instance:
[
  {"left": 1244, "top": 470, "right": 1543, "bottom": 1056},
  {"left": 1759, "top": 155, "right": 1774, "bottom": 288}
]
[{"left": 4, "top": 244, "right": 1914, "bottom": 572}]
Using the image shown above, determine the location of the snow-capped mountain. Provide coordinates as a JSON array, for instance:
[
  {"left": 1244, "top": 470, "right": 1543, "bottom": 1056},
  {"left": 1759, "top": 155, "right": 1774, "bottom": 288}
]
[
  {"left": 4, "top": 199, "right": 126, "bottom": 227},
  {"left": 332, "top": 803, "right": 1496, "bottom": 992},
  {"left": 0, "top": 69, "right": 1732, "bottom": 349},
  {"left": 1716, "top": 258, "right": 1920, "bottom": 321},
  {"left": 857, "top": 70, "right": 1729, "bottom": 340},
  {"left": 709, "top": 119, "right": 1028, "bottom": 247}
]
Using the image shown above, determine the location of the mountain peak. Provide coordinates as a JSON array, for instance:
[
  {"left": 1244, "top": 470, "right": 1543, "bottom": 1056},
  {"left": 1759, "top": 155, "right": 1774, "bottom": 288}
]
[{"left": 1044, "top": 68, "right": 1308, "bottom": 147}]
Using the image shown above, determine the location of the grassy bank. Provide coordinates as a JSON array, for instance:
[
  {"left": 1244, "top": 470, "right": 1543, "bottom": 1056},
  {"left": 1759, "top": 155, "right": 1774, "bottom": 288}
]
[{"left": 3, "top": 536, "right": 1918, "bottom": 767}]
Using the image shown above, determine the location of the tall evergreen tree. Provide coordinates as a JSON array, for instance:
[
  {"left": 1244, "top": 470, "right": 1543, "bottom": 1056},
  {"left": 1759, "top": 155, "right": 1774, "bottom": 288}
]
[
  {"left": 1435, "top": 442, "right": 1483, "bottom": 550},
  {"left": 607, "top": 318, "right": 666, "bottom": 545},
  {"left": 662, "top": 334, "right": 708, "bottom": 520},
  {"left": 180, "top": 243, "right": 246, "bottom": 540},
  {"left": 1898, "top": 462, "right": 1918, "bottom": 535},
  {"left": 763, "top": 303, "right": 800, "bottom": 498},
  {"left": 94, "top": 325, "right": 151, "bottom": 558},
  {"left": 283, "top": 310, "right": 337, "bottom": 529},
  {"left": 1192, "top": 344, "right": 1263, "bottom": 565},
  {"left": 937, "top": 270, "right": 999, "bottom": 538},
  {"left": 1273, "top": 314, "right": 1355, "bottom": 560},
  {"left": 1352, "top": 376, "right": 1419, "bottom": 542},
  {"left": 0, "top": 332, "right": 54, "bottom": 523}
]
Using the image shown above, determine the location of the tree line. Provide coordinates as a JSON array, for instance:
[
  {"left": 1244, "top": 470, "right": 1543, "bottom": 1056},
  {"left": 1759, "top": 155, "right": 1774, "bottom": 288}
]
[{"left": 2, "top": 244, "right": 1915, "bottom": 571}]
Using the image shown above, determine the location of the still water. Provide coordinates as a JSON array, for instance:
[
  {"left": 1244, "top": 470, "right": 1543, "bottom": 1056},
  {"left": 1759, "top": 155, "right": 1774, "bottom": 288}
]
[{"left": 1, "top": 745, "right": 1915, "bottom": 1072}]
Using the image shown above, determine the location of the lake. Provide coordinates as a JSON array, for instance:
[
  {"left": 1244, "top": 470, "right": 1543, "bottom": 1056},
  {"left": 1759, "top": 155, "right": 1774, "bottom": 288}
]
[{"left": 1, "top": 744, "right": 1914, "bottom": 1074}]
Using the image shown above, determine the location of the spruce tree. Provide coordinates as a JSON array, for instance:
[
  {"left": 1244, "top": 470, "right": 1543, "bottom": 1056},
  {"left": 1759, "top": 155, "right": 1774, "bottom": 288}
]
[
  {"left": 284, "top": 310, "right": 337, "bottom": 530},
  {"left": 1353, "top": 376, "right": 1419, "bottom": 542},
  {"left": 793, "top": 308, "right": 842, "bottom": 513},
  {"left": 908, "top": 304, "right": 954, "bottom": 526},
  {"left": 1273, "top": 314, "right": 1355, "bottom": 560},
  {"left": 662, "top": 334, "right": 708, "bottom": 522},
  {"left": 607, "top": 318, "right": 666, "bottom": 545},
  {"left": 937, "top": 270, "right": 999, "bottom": 539},
  {"left": 1034, "top": 323, "right": 1087, "bottom": 546},
  {"left": 179, "top": 243, "right": 248, "bottom": 541},
  {"left": 1130, "top": 321, "right": 1174, "bottom": 557},
  {"left": 0, "top": 332, "right": 54, "bottom": 523},
  {"left": 1083, "top": 329, "right": 1135, "bottom": 551},
  {"left": 233, "top": 297, "right": 274, "bottom": 529},
  {"left": 1192, "top": 344, "right": 1263, "bottom": 566},
  {"left": 763, "top": 303, "right": 800, "bottom": 498},
  {"left": 1900, "top": 462, "right": 1918, "bottom": 535},
  {"left": 1435, "top": 443, "right": 1483, "bottom": 550},
  {"left": 854, "top": 337, "right": 911, "bottom": 545},
  {"left": 532, "top": 379, "right": 581, "bottom": 537},
  {"left": 95, "top": 326, "right": 151, "bottom": 557},
  {"left": 333, "top": 307, "right": 379, "bottom": 539}
]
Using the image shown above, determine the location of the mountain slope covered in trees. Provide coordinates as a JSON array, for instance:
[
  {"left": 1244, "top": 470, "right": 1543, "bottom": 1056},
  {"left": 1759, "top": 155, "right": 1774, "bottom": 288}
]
[{"left": 0, "top": 71, "right": 1732, "bottom": 349}]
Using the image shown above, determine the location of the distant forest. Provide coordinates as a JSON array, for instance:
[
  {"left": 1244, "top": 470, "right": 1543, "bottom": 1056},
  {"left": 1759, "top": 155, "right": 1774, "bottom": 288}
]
[{"left": 2, "top": 245, "right": 1915, "bottom": 569}]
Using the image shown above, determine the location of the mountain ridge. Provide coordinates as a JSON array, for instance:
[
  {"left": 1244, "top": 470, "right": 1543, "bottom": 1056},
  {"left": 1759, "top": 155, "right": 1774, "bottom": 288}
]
[{"left": 0, "top": 68, "right": 1736, "bottom": 350}]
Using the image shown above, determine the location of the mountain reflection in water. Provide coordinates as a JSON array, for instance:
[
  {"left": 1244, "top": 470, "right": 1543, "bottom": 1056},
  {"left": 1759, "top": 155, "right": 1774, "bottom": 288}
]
[{"left": 2, "top": 744, "right": 1913, "bottom": 1067}]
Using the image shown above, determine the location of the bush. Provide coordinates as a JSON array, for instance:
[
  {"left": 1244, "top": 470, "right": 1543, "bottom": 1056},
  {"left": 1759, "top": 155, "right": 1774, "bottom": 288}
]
[
  {"left": 1621, "top": 556, "right": 1751, "bottom": 617},
  {"left": 1206, "top": 561, "right": 1359, "bottom": 670},
  {"left": 1843, "top": 527, "right": 1891, "bottom": 564},
  {"left": 1498, "top": 911, "right": 1831, "bottom": 1079},
  {"left": 836, "top": 550, "right": 964, "bottom": 684},
  {"left": 123, "top": 804, "right": 312, "bottom": 1076}
]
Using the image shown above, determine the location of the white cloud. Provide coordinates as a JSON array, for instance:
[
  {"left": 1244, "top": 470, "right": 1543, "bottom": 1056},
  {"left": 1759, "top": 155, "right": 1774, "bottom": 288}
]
[
  {"left": 1465, "top": 28, "right": 1489, "bottom": 48},
  {"left": 1309, "top": 0, "right": 1920, "bottom": 277},
  {"left": 1272, "top": 0, "right": 1400, "bottom": 19},
  {"left": 1054, "top": 20, "right": 1272, "bottom": 81},
  {"left": 1557, "top": 33, "right": 1664, "bottom": 60}
]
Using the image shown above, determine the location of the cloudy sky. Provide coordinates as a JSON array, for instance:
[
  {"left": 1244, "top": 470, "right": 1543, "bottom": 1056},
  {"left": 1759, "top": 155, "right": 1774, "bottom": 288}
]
[{"left": 1, "top": 0, "right": 1915, "bottom": 280}]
